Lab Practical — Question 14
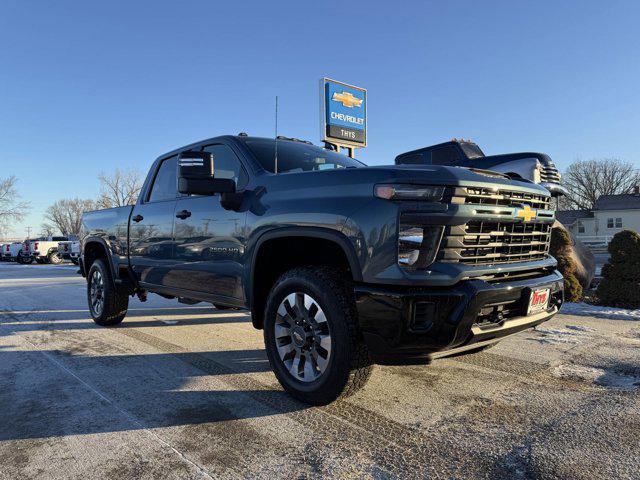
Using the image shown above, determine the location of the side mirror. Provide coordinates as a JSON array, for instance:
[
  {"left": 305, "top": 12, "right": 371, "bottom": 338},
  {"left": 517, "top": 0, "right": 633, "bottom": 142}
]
[{"left": 177, "top": 151, "right": 236, "bottom": 196}]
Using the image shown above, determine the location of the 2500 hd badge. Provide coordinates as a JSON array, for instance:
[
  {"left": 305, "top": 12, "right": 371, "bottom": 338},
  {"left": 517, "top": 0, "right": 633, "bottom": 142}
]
[{"left": 80, "top": 134, "right": 563, "bottom": 405}]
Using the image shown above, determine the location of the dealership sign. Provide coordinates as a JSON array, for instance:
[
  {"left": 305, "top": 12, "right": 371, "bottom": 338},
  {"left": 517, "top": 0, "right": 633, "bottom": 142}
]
[{"left": 320, "top": 78, "right": 367, "bottom": 148}]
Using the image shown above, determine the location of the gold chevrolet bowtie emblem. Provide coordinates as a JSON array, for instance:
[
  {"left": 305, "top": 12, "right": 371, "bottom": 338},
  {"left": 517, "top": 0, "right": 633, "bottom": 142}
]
[
  {"left": 332, "top": 91, "right": 363, "bottom": 108},
  {"left": 516, "top": 205, "right": 537, "bottom": 222}
]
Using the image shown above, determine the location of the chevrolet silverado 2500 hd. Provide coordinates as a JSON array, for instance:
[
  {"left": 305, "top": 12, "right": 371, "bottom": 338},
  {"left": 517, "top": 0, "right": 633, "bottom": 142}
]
[{"left": 80, "top": 135, "right": 563, "bottom": 404}]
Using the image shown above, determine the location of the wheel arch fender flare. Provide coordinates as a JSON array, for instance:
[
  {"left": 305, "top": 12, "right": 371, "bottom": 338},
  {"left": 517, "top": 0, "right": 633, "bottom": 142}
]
[
  {"left": 82, "top": 237, "right": 118, "bottom": 284},
  {"left": 247, "top": 226, "right": 362, "bottom": 322}
]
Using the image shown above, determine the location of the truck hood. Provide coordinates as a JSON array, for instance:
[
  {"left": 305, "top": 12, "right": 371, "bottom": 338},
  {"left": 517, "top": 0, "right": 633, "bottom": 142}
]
[
  {"left": 356, "top": 164, "right": 547, "bottom": 193},
  {"left": 458, "top": 151, "right": 556, "bottom": 169},
  {"left": 266, "top": 164, "right": 550, "bottom": 196}
]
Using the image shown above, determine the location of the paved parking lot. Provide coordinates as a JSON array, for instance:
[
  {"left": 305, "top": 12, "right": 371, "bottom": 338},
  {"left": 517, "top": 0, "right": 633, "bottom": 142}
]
[{"left": 1, "top": 262, "right": 639, "bottom": 479}]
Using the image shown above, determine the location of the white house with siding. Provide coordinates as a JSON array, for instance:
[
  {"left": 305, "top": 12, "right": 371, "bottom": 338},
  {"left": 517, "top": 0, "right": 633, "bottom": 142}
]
[{"left": 557, "top": 191, "right": 640, "bottom": 244}]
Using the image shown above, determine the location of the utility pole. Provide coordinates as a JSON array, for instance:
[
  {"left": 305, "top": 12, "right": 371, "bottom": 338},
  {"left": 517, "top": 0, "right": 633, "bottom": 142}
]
[{"left": 26, "top": 226, "right": 32, "bottom": 239}]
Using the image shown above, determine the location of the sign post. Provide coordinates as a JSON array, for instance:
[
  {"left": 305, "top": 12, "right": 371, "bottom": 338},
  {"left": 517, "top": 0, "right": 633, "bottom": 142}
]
[{"left": 320, "top": 77, "right": 367, "bottom": 158}]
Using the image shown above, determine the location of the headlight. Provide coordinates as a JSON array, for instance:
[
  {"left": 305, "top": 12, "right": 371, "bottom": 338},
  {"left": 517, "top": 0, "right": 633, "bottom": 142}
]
[
  {"left": 375, "top": 184, "right": 444, "bottom": 201},
  {"left": 398, "top": 223, "right": 443, "bottom": 269}
]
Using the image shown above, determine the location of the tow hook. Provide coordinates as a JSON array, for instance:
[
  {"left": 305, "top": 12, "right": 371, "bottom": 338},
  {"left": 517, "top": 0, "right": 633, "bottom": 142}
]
[{"left": 489, "top": 310, "right": 504, "bottom": 325}]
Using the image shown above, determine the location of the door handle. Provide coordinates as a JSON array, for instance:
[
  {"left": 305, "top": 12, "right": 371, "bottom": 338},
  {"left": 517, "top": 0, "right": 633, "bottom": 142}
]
[
  {"left": 132, "top": 214, "right": 144, "bottom": 223},
  {"left": 175, "top": 210, "right": 191, "bottom": 219}
]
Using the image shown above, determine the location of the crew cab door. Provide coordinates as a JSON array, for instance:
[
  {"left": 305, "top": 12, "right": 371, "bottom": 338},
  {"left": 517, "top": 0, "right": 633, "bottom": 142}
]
[
  {"left": 170, "top": 143, "right": 248, "bottom": 302},
  {"left": 129, "top": 156, "right": 179, "bottom": 286}
]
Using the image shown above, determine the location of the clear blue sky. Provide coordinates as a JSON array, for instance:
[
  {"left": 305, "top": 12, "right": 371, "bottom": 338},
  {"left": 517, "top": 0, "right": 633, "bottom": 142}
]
[{"left": 2, "top": 0, "right": 639, "bottom": 237}]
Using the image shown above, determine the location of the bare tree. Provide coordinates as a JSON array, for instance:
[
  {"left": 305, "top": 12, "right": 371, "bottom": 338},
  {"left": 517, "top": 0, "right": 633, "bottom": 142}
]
[
  {"left": 560, "top": 158, "right": 640, "bottom": 210},
  {"left": 0, "top": 175, "right": 30, "bottom": 236},
  {"left": 40, "top": 223, "right": 55, "bottom": 237},
  {"left": 97, "top": 169, "right": 143, "bottom": 208},
  {"left": 43, "top": 198, "right": 96, "bottom": 237}
]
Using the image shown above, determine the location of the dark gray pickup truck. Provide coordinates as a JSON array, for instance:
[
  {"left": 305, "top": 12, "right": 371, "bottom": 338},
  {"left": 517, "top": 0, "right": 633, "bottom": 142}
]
[{"left": 80, "top": 134, "right": 563, "bottom": 404}]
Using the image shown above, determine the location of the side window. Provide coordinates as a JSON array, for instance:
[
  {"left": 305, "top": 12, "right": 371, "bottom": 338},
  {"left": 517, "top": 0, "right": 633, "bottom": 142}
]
[
  {"left": 577, "top": 222, "right": 585, "bottom": 233},
  {"left": 148, "top": 156, "right": 178, "bottom": 202},
  {"left": 431, "top": 147, "right": 458, "bottom": 165},
  {"left": 607, "top": 217, "right": 614, "bottom": 229},
  {"left": 616, "top": 217, "right": 623, "bottom": 228},
  {"left": 202, "top": 144, "right": 248, "bottom": 190}
]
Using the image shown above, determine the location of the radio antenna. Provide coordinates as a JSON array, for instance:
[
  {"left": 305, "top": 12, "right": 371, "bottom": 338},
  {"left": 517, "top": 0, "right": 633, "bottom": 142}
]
[{"left": 274, "top": 95, "right": 278, "bottom": 174}]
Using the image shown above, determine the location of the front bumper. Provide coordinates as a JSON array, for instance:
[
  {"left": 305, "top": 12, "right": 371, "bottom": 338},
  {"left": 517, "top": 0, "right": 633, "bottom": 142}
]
[{"left": 355, "top": 270, "right": 563, "bottom": 362}]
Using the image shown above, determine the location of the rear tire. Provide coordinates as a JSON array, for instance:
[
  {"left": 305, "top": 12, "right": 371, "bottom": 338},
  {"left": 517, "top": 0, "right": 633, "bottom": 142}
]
[
  {"left": 19, "top": 256, "right": 33, "bottom": 264},
  {"left": 48, "top": 251, "right": 62, "bottom": 264},
  {"left": 263, "top": 266, "right": 373, "bottom": 405},
  {"left": 87, "top": 259, "right": 128, "bottom": 326}
]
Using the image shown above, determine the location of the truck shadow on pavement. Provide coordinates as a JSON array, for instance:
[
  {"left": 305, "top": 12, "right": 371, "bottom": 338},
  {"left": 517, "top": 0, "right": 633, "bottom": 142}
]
[
  {"left": 0, "top": 307, "right": 251, "bottom": 338},
  {"left": 0, "top": 347, "right": 303, "bottom": 442}
]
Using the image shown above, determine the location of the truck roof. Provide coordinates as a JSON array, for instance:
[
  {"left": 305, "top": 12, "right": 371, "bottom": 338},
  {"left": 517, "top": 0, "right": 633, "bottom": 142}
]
[
  {"left": 397, "top": 140, "right": 485, "bottom": 160},
  {"left": 156, "top": 134, "right": 316, "bottom": 162}
]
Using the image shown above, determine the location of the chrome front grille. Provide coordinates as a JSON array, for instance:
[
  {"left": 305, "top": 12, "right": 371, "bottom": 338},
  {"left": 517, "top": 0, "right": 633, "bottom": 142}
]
[
  {"left": 452, "top": 187, "right": 551, "bottom": 210},
  {"left": 441, "top": 186, "right": 553, "bottom": 266},
  {"left": 440, "top": 221, "right": 552, "bottom": 265}
]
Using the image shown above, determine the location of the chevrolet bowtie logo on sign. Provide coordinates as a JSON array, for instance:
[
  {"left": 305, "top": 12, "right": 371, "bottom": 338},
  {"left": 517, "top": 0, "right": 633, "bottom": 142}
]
[
  {"left": 515, "top": 204, "right": 537, "bottom": 222},
  {"left": 332, "top": 91, "right": 363, "bottom": 108}
]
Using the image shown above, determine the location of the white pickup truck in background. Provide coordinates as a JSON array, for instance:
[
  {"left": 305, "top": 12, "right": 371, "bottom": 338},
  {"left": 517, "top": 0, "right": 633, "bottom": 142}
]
[
  {"left": 2, "top": 242, "right": 24, "bottom": 262},
  {"left": 24, "top": 236, "right": 68, "bottom": 264},
  {"left": 57, "top": 239, "right": 80, "bottom": 264}
]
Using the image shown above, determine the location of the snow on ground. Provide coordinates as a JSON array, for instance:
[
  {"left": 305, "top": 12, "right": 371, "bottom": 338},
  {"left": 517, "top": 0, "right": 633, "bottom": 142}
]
[
  {"left": 551, "top": 363, "right": 640, "bottom": 391},
  {"left": 560, "top": 302, "right": 640, "bottom": 320},
  {"left": 532, "top": 325, "right": 595, "bottom": 345}
]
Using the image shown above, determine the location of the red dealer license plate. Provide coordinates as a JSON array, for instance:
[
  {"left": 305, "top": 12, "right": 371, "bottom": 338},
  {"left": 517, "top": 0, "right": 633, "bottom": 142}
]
[{"left": 527, "top": 288, "right": 550, "bottom": 315}]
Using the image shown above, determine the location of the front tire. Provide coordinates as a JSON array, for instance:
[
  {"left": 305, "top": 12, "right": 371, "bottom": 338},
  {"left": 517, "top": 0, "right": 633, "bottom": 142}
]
[
  {"left": 264, "top": 267, "right": 373, "bottom": 405},
  {"left": 87, "top": 259, "right": 128, "bottom": 326}
]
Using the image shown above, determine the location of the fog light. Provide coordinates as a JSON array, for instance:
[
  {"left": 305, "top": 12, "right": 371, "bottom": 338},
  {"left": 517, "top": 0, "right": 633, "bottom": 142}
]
[{"left": 398, "top": 225, "right": 443, "bottom": 269}]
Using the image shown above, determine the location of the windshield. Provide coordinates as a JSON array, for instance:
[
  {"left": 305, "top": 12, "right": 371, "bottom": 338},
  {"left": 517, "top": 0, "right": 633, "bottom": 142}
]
[
  {"left": 459, "top": 143, "right": 484, "bottom": 159},
  {"left": 244, "top": 138, "right": 366, "bottom": 173}
]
